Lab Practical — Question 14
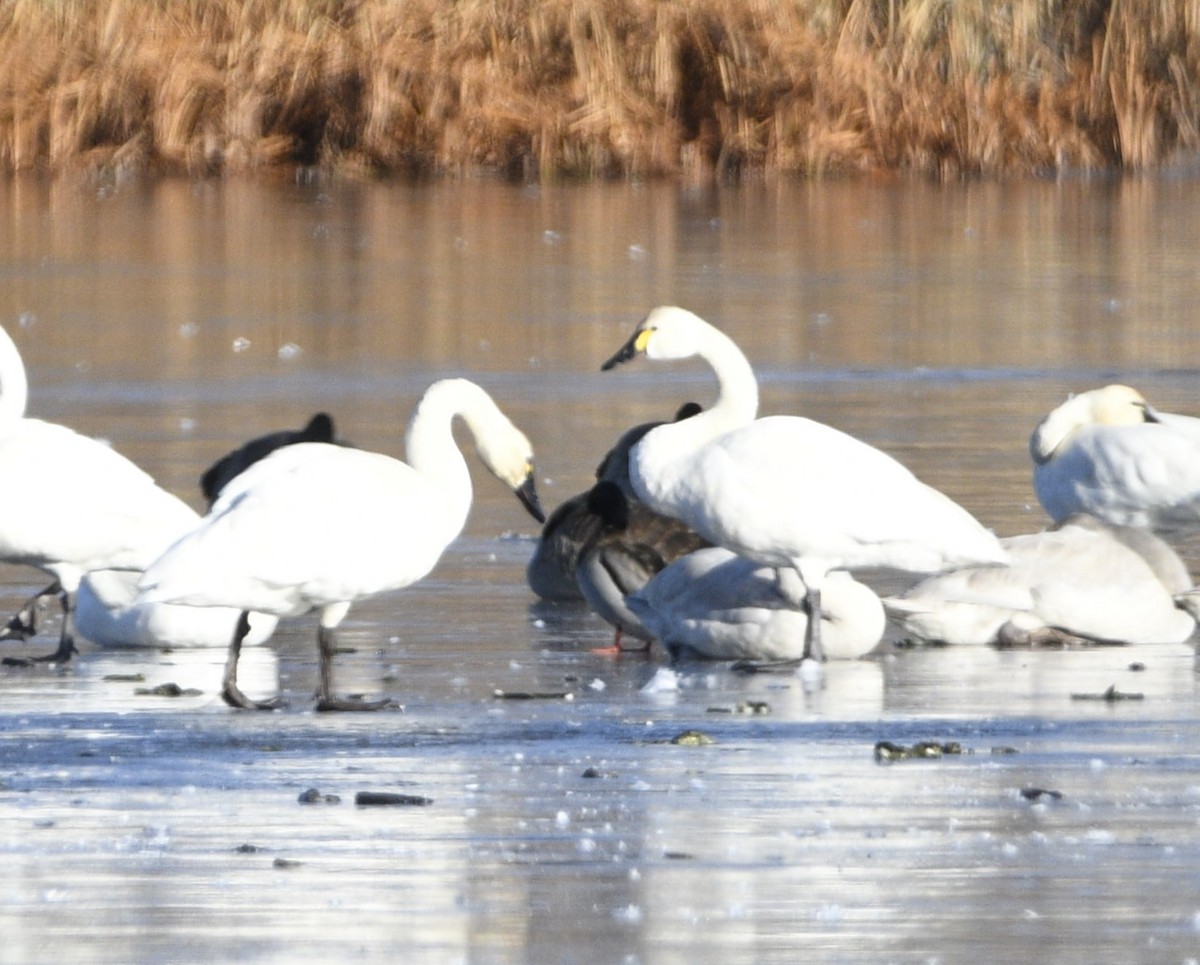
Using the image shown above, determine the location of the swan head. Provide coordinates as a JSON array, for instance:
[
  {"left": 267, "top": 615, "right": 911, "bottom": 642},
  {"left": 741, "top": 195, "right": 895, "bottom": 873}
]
[
  {"left": 1030, "top": 384, "right": 1151, "bottom": 463},
  {"left": 474, "top": 415, "right": 545, "bottom": 524},
  {"left": 601, "top": 306, "right": 711, "bottom": 370}
]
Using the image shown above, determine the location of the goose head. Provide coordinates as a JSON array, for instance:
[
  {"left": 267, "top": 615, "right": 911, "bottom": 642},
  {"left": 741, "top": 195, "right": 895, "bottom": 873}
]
[
  {"left": 601, "top": 306, "right": 710, "bottom": 369},
  {"left": 1030, "top": 384, "right": 1152, "bottom": 464}
]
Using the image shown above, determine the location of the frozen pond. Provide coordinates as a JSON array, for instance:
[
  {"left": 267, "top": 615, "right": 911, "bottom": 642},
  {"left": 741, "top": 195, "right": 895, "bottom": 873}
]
[{"left": 4, "top": 175, "right": 1200, "bottom": 962}]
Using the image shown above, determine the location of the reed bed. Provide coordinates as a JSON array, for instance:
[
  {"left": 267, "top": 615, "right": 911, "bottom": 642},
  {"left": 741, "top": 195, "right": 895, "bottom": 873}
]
[{"left": 2, "top": 0, "right": 1199, "bottom": 180}]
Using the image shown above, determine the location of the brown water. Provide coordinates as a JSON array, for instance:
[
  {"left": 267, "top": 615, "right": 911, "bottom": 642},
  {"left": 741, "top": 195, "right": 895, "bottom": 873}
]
[{"left": 3, "top": 175, "right": 1200, "bottom": 963}]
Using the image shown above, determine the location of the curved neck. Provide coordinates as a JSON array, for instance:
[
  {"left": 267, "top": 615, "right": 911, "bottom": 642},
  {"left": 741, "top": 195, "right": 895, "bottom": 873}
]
[
  {"left": 403, "top": 379, "right": 496, "bottom": 538},
  {"left": 694, "top": 321, "right": 759, "bottom": 431},
  {"left": 0, "top": 326, "right": 29, "bottom": 422}
]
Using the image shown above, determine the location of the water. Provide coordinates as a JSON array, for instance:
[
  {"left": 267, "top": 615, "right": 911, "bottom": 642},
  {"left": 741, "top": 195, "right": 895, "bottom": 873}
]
[{"left": 3, "top": 175, "right": 1200, "bottom": 963}]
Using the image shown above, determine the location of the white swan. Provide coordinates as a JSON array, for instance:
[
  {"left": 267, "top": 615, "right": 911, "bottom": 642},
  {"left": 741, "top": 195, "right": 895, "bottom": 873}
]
[
  {"left": 571, "top": 480, "right": 709, "bottom": 649},
  {"left": 0, "top": 324, "right": 200, "bottom": 662},
  {"left": 884, "top": 514, "right": 1197, "bottom": 646},
  {"left": 1031, "top": 384, "right": 1200, "bottom": 531},
  {"left": 627, "top": 547, "right": 886, "bottom": 661},
  {"left": 601, "top": 306, "right": 1008, "bottom": 663},
  {"left": 138, "top": 378, "right": 544, "bottom": 711},
  {"left": 526, "top": 402, "right": 702, "bottom": 603},
  {"left": 75, "top": 569, "right": 279, "bottom": 650},
  {"left": 200, "top": 412, "right": 338, "bottom": 509}
]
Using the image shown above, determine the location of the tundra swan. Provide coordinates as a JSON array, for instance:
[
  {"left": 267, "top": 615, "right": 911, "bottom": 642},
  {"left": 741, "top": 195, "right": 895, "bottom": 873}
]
[
  {"left": 1031, "top": 384, "right": 1200, "bottom": 531},
  {"left": 884, "top": 514, "right": 1197, "bottom": 646},
  {"left": 0, "top": 324, "right": 199, "bottom": 662},
  {"left": 627, "top": 546, "right": 886, "bottom": 661},
  {"left": 75, "top": 568, "right": 279, "bottom": 650},
  {"left": 601, "top": 306, "right": 1007, "bottom": 664},
  {"left": 527, "top": 402, "right": 704, "bottom": 603},
  {"left": 139, "top": 378, "right": 543, "bottom": 711}
]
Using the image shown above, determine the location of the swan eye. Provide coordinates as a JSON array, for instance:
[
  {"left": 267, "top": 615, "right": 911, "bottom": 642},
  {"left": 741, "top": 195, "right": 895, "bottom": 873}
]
[{"left": 634, "top": 328, "right": 655, "bottom": 353}]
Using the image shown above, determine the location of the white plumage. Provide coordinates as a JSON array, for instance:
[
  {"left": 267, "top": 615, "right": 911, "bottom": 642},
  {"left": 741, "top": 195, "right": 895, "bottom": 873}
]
[
  {"left": 885, "top": 514, "right": 1197, "bottom": 646},
  {"left": 601, "top": 306, "right": 1007, "bottom": 663},
  {"left": 1031, "top": 384, "right": 1200, "bottom": 531},
  {"left": 0, "top": 324, "right": 199, "bottom": 661},
  {"left": 627, "top": 547, "right": 885, "bottom": 661},
  {"left": 139, "top": 378, "right": 543, "bottom": 710}
]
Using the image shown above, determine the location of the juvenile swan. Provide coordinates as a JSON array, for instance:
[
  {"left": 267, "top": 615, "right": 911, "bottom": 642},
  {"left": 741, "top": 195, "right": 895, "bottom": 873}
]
[
  {"left": 1031, "top": 384, "right": 1200, "bottom": 531},
  {"left": 601, "top": 306, "right": 1007, "bottom": 663},
  {"left": 627, "top": 547, "right": 886, "bottom": 662},
  {"left": 139, "top": 379, "right": 544, "bottom": 711},
  {"left": 885, "top": 514, "right": 1197, "bottom": 646},
  {"left": 0, "top": 324, "right": 199, "bottom": 662}
]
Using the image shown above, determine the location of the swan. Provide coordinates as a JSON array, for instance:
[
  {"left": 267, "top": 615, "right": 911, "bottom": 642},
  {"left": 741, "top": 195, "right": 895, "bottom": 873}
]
[
  {"left": 200, "top": 412, "right": 338, "bottom": 508},
  {"left": 601, "top": 306, "right": 1008, "bottom": 664},
  {"left": 0, "top": 324, "right": 200, "bottom": 663},
  {"left": 138, "top": 378, "right": 544, "bottom": 711},
  {"left": 75, "top": 569, "right": 279, "bottom": 650},
  {"left": 1031, "top": 384, "right": 1200, "bottom": 531},
  {"left": 627, "top": 546, "right": 886, "bottom": 661},
  {"left": 527, "top": 402, "right": 703, "bottom": 603},
  {"left": 884, "top": 514, "right": 1197, "bottom": 646},
  {"left": 571, "top": 480, "right": 710, "bottom": 649}
]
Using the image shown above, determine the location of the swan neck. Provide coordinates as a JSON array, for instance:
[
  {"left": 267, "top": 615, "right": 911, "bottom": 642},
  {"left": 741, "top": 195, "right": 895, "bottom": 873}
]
[
  {"left": 0, "top": 326, "right": 29, "bottom": 422},
  {"left": 697, "top": 324, "right": 758, "bottom": 425},
  {"left": 404, "top": 380, "right": 481, "bottom": 532}
]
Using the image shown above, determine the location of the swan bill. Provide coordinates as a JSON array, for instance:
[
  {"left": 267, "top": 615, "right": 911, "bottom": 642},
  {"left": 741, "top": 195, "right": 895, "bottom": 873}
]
[
  {"left": 515, "top": 473, "right": 546, "bottom": 523},
  {"left": 600, "top": 327, "right": 651, "bottom": 370}
]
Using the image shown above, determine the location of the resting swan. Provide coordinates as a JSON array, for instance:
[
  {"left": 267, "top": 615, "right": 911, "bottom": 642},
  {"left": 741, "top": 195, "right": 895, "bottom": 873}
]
[
  {"left": 138, "top": 378, "right": 544, "bottom": 711},
  {"left": 0, "top": 324, "right": 199, "bottom": 662},
  {"left": 1031, "top": 384, "right": 1200, "bottom": 531},
  {"left": 75, "top": 568, "right": 279, "bottom": 650},
  {"left": 884, "top": 514, "right": 1197, "bottom": 646},
  {"left": 601, "top": 306, "right": 1007, "bottom": 664},
  {"left": 627, "top": 546, "right": 886, "bottom": 661}
]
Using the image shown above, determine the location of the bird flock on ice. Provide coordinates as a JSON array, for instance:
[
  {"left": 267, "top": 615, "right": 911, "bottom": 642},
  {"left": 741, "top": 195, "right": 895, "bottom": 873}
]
[{"left": 4, "top": 307, "right": 1200, "bottom": 710}]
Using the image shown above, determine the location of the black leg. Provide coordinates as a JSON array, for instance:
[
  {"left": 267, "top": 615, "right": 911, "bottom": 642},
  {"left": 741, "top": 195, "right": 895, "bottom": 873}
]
[
  {"left": 314, "top": 624, "right": 397, "bottom": 712},
  {"left": 804, "top": 585, "right": 826, "bottom": 663},
  {"left": 221, "top": 611, "right": 284, "bottom": 710},
  {"left": 0, "top": 580, "right": 61, "bottom": 641}
]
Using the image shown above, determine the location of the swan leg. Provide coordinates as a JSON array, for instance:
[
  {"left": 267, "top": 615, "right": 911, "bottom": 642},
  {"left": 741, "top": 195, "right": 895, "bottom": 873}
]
[
  {"left": 314, "top": 625, "right": 397, "bottom": 712},
  {"left": 0, "top": 580, "right": 60, "bottom": 641},
  {"left": 8, "top": 587, "right": 78, "bottom": 665},
  {"left": 803, "top": 584, "right": 825, "bottom": 663},
  {"left": 222, "top": 611, "right": 284, "bottom": 710}
]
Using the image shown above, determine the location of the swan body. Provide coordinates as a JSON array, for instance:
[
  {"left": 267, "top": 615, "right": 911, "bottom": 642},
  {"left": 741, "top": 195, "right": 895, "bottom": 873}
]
[
  {"left": 75, "top": 569, "right": 278, "bottom": 650},
  {"left": 1031, "top": 384, "right": 1200, "bottom": 531},
  {"left": 628, "top": 547, "right": 886, "bottom": 661},
  {"left": 602, "top": 306, "right": 1007, "bottom": 662},
  {"left": 526, "top": 402, "right": 703, "bottom": 603},
  {"left": 884, "top": 514, "right": 1197, "bottom": 646},
  {"left": 200, "top": 412, "right": 338, "bottom": 508},
  {"left": 139, "top": 378, "right": 543, "bottom": 710},
  {"left": 0, "top": 324, "right": 200, "bottom": 661},
  {"left": 571, "top": 480, "right": 709, "bottom": 647}
]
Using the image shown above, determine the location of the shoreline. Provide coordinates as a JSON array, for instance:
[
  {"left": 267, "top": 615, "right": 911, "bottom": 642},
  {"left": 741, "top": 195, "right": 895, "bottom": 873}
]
[{"left": 2, "top": 0, "right": 1199, "bottom": 182}]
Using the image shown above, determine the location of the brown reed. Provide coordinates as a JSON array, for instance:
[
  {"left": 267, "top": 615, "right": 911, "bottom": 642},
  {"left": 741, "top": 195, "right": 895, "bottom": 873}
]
[{"left": 1, "top": 0, "right": 1198, "bottom": 180}]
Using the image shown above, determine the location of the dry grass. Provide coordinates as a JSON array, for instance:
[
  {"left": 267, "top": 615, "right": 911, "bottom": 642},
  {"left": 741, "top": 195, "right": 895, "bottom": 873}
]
[{"left": 1, "top": 0, "right": 1199, "bottom": 180}]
